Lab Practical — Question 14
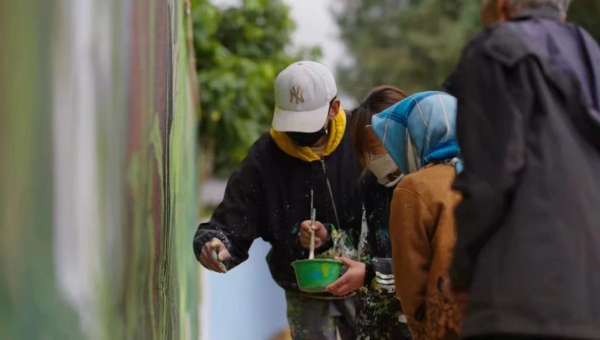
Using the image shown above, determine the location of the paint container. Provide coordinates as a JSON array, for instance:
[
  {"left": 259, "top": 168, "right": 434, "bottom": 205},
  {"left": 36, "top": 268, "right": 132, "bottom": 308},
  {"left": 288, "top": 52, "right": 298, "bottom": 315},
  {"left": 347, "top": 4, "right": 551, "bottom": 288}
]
[{"left": 291, "top": 258, "right": 342, "bottom": 293}]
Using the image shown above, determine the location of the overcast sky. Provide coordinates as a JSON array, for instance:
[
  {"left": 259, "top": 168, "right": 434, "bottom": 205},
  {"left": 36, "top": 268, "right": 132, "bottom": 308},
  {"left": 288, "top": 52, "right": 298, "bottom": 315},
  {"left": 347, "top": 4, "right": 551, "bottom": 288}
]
[
  {"left": 283, "top": 0, "right": 346, "bottom": 69},
  {"left": 283, "top": 0, "right": 356, "bottom": 106}
]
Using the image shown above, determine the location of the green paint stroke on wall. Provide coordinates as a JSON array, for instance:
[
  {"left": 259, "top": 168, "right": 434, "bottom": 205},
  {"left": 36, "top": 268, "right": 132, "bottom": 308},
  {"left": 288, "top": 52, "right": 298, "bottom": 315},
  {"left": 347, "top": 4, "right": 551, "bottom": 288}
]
[{"left": 0, "top": 0, "right": 201, "bottom": 339}]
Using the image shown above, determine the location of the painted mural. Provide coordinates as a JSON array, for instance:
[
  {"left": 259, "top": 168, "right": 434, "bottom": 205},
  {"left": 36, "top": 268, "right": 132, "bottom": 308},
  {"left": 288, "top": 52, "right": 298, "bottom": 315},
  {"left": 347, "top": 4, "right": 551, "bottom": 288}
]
[{"left": 0, "top": 0, "right": 201, "bottom": 339}]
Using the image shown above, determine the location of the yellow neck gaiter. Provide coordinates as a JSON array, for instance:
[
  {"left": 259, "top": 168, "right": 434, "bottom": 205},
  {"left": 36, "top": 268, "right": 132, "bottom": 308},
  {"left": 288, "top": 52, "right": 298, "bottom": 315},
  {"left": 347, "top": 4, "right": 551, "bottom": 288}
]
[{"left": 269, "top": 108, "right": 347, "bottom": 162}]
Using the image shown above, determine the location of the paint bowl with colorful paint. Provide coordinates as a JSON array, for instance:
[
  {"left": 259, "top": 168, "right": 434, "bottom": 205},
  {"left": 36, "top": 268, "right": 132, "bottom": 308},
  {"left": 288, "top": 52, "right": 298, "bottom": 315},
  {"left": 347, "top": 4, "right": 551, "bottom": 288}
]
[{"left": 292, "top": 258, "right": 342, "bottom": 293}]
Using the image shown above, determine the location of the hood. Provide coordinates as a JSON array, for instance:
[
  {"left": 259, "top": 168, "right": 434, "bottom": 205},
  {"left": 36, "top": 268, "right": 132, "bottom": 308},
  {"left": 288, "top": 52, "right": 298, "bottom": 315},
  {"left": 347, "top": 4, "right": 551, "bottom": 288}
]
[
  {"left": 269, "top": 108, "right": 347, "bottom": 162},
  {"left": 371, "top": 91, "right": 463, "bottom": 175}
]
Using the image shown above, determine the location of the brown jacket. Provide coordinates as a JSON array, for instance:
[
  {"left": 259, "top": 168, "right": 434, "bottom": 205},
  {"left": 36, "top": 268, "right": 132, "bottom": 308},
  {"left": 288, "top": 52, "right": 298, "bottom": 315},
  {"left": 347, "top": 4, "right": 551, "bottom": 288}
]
[{"left": 390, "top": 164, "right": 463, "bottom": 340}]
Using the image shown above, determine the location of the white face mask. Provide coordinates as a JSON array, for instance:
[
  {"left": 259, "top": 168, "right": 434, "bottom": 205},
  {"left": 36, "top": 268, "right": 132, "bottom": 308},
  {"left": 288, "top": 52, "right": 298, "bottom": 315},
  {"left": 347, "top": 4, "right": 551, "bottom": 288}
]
[{"left": 367, "top": 154, "right": 399, "bottom": 186}]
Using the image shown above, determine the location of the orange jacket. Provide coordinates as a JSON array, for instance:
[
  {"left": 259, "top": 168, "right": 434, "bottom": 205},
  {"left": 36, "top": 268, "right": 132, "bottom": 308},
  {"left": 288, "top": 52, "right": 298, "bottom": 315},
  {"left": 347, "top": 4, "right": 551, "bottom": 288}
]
[{"left": 390, "top": 163, "right": 464, "bottom": 340}]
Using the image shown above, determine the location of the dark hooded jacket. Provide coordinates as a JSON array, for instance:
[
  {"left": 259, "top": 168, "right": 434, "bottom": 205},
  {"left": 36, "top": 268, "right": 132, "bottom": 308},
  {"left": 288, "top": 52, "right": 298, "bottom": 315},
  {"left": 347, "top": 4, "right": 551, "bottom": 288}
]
[
  {"left": 193, "top": 110, "right": 363, "bottom": 295},
  {"left": 445, "top": 7, "right": 600, "bottom": 339}
]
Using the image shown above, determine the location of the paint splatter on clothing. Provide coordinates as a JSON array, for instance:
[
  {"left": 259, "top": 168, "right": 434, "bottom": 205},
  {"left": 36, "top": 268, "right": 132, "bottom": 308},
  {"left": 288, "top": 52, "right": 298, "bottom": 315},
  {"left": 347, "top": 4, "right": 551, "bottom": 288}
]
[
  {"left": 356, "top": 289, "right": 412, "bottom": 340},
  {"left": 356, "top": 173, "right": 412, "bottom": 339},
  {"left": 316, "top": 227, "right": 359, "bottom": 261},
  {"left": 193, "top": 118, "right": 364, "bottom": 293}
]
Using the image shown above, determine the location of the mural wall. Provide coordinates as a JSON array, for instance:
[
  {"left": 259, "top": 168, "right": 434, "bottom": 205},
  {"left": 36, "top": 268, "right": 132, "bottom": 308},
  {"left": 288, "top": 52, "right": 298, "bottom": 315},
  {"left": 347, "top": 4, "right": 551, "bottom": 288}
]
[{"left": 0, "top": 0, "right": 201, "bottom": 338}]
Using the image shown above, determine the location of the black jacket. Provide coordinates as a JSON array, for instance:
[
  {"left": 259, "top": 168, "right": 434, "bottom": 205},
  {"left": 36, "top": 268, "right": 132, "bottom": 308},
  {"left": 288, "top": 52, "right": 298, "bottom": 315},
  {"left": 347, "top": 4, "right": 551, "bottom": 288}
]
[
  {"left": 445, "top": 7, "right": 600, "bottom": 339},
  {"left": 193, "top": 112, "right": 363, "bottom": 294},
  {"left": 356, "top": 174, "right": 412, "bottom": 339},
  {"left": 359, "top": 173, "right": 396, "bottom": 287}
]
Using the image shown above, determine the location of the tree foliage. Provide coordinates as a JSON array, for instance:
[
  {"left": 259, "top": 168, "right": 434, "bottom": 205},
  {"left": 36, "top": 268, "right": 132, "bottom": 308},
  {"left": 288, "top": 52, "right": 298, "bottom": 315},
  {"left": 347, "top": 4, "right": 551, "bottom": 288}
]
[
  {"left": 192, "top": 0, "right": 320, "bottom": 178},
  {"left": 333, "top": 0, "right": 481, "bottom": 99},
  {"left": 334, "top": 0, "right": 600, "bottom": 102},
  {"left": 569, "top": 1, "right": 600, "bottom": 40}
]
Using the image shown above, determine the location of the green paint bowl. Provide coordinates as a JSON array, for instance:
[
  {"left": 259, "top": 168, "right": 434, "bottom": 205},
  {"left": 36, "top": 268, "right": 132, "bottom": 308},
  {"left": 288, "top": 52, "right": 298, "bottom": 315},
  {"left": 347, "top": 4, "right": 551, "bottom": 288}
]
[{"left": 292, "top": 259, "right": 342, "bottom": 293}]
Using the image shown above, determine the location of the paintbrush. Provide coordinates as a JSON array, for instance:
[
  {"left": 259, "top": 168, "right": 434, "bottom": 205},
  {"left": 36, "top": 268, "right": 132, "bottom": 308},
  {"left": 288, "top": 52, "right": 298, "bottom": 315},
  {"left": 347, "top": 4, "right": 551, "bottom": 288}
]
[{"left": 308, "top": 208, "right": 316, "bottom": 259}]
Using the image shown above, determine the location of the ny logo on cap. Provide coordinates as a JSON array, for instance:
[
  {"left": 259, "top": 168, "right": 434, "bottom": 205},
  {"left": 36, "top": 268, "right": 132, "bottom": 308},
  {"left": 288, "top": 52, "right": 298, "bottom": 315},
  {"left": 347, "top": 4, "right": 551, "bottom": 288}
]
[{"left": 290, "top": 86, "right": 304, "bottom": 104}]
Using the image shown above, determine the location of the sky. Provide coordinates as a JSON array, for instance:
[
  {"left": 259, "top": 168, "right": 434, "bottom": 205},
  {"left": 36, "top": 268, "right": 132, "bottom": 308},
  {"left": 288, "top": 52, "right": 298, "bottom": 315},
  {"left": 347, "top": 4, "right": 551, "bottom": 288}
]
[
  {"left": 284, "top": 0, "right": 357, "bottom": 107},
  {"left": 283, "top": 0, "right": 346, "bottom": 70}
]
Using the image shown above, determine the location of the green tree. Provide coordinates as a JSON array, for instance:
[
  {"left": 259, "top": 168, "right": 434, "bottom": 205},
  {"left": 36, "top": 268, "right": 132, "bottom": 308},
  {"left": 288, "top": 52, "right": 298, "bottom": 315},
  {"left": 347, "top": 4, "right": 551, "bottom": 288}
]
[
  {"left": 333, "top": 0, "right": 481, "bottom": 99},
  {"left": 334, "top": 0, "right": 600, "bottom": 102},
  {"left": 192, "top": 0, "right": 321, "bottom": 179}
]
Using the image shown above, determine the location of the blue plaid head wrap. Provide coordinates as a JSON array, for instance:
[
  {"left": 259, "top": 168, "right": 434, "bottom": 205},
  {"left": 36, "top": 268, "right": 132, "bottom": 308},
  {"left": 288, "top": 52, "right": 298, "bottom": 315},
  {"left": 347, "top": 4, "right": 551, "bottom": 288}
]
[{"left": 371, "top": 91, "right": 463, "bottom": 176}]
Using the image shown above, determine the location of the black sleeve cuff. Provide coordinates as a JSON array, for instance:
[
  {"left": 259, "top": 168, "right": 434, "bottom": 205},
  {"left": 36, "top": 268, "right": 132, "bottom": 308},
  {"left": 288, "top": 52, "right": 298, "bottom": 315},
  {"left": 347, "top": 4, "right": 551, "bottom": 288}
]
[{"left": 363, "top": 263, "right": 375, "bottom": 287}]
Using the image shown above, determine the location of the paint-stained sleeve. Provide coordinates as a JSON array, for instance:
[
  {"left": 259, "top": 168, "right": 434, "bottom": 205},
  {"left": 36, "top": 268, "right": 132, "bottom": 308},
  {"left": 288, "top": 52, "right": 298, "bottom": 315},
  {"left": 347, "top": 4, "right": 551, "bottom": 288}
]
[
  {"left": 193, "top": 148, "right": 263, "bottom": 270},
  {"left": 444, "top": 35, "right": 531, "bottom": 290},
  {"left": 364, "top": 257, "right": 393, "bottom": 288}
]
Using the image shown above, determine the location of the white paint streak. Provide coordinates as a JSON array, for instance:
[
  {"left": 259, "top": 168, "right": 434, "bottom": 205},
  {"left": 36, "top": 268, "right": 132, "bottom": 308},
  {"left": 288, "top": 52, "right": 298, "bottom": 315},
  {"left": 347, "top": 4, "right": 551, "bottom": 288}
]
[{"left": 51, "top": 0, "right": 114, "bottom": 338}]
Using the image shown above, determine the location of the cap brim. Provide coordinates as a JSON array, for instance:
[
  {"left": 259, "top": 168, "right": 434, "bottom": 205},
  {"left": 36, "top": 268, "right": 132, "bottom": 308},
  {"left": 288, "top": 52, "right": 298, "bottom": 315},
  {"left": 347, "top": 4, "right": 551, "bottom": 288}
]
[{"left": 272, "top": 103, "right": 329, "bottom": 133}]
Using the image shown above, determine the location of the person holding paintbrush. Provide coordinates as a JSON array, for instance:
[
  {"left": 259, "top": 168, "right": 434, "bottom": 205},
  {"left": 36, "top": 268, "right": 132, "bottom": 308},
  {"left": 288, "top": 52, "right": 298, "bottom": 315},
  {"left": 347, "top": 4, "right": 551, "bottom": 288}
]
[
  {"left": 315, "top": 86, "right": 413, "bottom": 340},
  {"left": 194, "top": 61, "right": 363, "bottom": 340}
]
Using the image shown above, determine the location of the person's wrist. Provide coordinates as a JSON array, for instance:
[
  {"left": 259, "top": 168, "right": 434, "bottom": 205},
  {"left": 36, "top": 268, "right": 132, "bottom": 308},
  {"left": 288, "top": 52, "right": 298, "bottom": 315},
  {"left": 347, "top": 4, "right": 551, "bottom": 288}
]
[{"left": 359, "top": 262, "right": 366, "bottom": 280}]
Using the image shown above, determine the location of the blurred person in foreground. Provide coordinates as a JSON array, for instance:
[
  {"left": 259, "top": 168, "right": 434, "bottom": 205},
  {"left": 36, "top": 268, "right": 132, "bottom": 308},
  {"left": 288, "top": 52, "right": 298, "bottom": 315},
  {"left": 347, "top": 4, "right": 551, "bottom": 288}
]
[
  {"left": 445, "top": 0, "right": 600, "bottom": 339},
  {"left": 371, "top": 91, "right": 465, "bottom": 340},
  {"left": 194, "top": 61, "right": 363, "bottom": 340},
  {"left": 323, "top": 86, "right": 412, "bottom": 339}
]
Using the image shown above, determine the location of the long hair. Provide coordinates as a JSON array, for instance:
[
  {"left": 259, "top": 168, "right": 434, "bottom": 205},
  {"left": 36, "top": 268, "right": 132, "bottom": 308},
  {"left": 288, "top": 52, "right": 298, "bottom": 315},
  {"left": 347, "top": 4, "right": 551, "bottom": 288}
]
[{"left": 349, "top": 85, "right": 408, "bottom": 168}]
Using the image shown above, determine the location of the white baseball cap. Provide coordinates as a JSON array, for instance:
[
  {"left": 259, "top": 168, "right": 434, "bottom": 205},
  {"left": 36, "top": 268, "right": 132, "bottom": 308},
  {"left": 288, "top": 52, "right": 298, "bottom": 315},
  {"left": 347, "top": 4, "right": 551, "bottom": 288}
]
[{"left": 272, "top": 61, "right": 338, "bottom": 133}]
